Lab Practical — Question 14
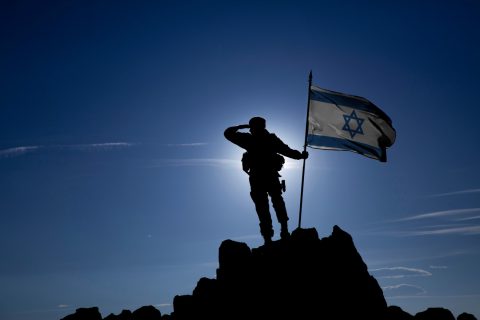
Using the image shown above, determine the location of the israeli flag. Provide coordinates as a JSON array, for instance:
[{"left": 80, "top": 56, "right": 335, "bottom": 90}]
[{"left": 307, "top": 85, "right": 396, "bottom": 162}]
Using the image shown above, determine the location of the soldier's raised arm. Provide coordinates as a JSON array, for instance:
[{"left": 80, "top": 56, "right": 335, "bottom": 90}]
[{"left": 224, "top": 124, "right": 251, "bottom": 149}]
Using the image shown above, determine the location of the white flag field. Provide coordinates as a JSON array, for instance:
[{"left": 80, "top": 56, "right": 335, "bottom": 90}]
[{"left": 307, "top": 85, "right": 396, "bottom": 162}]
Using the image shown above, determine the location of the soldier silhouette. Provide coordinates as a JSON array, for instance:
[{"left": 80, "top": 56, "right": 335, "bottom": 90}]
[{"left": 225, "top": 117, "right": 308, "bottom": 244}]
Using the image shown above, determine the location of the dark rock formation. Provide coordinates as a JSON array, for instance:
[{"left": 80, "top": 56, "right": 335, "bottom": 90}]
[
  {"left": 458, "top": 312, "right": 478, "bottom": 320},
  {"left": 60, "top": 225, "right": 478, "bottom": 320},
  {"left": 132, "top": 306, "right": 163, "bottom": 320},
  {"left": 172, "top": 225, "right": 387, "bottom": 320},
  {"left": 386, "top": 305, "right": 415, "bottom": 320},
  {"left": 414, "top": 307, "right": 455, "bottom": 320},
  {"left": 61, "top": 307, "right": 102, "bottom": 320},
  {"left": 103, "top": 306, "right": 162, "bottom": 320},
  {"left": 62, "top": 305, "right": 163, "bottom": 320},
  {"left": 103, "top": 310, "right": 132, "bottom": 320}
]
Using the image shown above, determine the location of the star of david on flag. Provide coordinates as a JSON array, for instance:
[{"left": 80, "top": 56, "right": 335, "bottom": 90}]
[
  {"left": 306, "top": 85, "right": 396, "bottom": 162},
  {"left": 342, "top": 110, "right": 364, "bottom": 138}
]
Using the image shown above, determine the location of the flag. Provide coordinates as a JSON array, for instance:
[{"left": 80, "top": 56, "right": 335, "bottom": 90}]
[{"left": 307, "top": 85, "right": 396, "bottom": 162}]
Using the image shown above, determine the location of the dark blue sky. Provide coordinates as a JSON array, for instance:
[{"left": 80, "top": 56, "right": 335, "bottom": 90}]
[{"left": 1, "top": 1, "right": 480, "bottom": 319}]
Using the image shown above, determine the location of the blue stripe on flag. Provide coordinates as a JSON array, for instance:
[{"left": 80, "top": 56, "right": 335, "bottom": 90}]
[
  {"left": 307, "top": 134, "right": 386, "bottom": 161},
  {"left": 310, "top": 87, "right": 392, "bottom": 125}
]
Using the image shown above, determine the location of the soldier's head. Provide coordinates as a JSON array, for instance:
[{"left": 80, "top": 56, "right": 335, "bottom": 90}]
[{"left": 249, "top": 117, "right": 266, "bottom": 136}]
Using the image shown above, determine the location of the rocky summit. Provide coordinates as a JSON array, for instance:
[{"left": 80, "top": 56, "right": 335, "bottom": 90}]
[{"left": 61, "top": 226, "right": 477, "bottom": 320}]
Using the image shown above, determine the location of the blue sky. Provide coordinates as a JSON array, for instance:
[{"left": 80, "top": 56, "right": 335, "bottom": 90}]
[{"left": 1, "top": 1, "right": 480, "bottom": 319}]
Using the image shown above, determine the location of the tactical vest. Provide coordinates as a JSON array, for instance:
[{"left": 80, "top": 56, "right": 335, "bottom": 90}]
[{"left": 241, "top": 151, "right": 285, "bottom": 174}]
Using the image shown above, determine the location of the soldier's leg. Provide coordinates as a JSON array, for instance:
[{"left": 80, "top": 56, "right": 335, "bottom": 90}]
[
  {"left": 269, "top": 178, "right": 290, "bottom": 239},
  {"left": 250, "top": 177, "right": 274, "bottom": 243},
  {"left": 251, "top": 190, "right": 274, "bottom": 242}
]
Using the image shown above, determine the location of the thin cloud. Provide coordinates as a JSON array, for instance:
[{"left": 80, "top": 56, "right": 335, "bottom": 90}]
[
  {"left": 369, "top": 266, "right": 432, "bottom": 279},
  {"left": 456, "top": 215, "right": 480, "bottom": 221},
  {"left": 429, "top": 265, "right": 448, "bottom": 269},
  {"left": 365, "top": 250, "right": 468, "bottom": 267},
  {"left": 398, "top": 208, "right": 480, "bottom": 221},
  {"left": 57, "top": 304, "right": 70, "bottom": 308},
  {"left": 420, "top": 223, "right": 468, "bottom": 229},
  {"left": 0, "top": 142, "right": 134, "bottom": 159},
  {"left": 166, "top": 142, "right": 208, "bottom": 147},
  {"left": 0, "top": 146, "right": 40, "bottom": 158},
  {"left": 65, "top": 142, "right": 134, "bottom": 150},
  {"left": 428, "top": 188, "right": 480, "bottom": 197},
  {"left": 382, "top": 283, "right": 426, "bottom": 297},
  {"left": 377, "top": 225, "right": 480, "bottom": 237},
  {"left": 151, "top": 158, "right": 238, "bottom": 167},
  {"left": 151, "top": 157, "right": 302, "bottom": 170},
  {"left": 388, "top": 293, "right": 480, "bottom": 300},
  {"left": 155, "top": 303, "right": 172, "bottom": 308},
  {"left": 376, "top": 208, "right": 480, "bottom": 238},
  {"left": 402, "top": 225, "right": 480, "bottom": 236},
  {"left": 149, "top": 153, "right": 303, "bottom": 170}
]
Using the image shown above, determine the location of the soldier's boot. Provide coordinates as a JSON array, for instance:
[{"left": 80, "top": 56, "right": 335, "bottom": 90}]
[
  {"left": 280, "top": 221, "right": 290, "bottom": 240},
  {"left": 260, "top": 222, "right": 274, "bottom": 245}
]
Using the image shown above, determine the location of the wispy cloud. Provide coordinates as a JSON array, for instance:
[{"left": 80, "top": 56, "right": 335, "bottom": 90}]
[
  {"left": 377, "top": 225, "right": 480, "bottom": 237},
  {"left": 369, "top": 266, "right": 432, "bottom": 279},
  {"left": 0, "top": 146, "right": 41, "bottom": 158},
  {"left": 387, "top": 293, "right": 480, "bottom": 300},
  {"left": 166, "top": 142, "right": 207, "bottom": 147},
  {"left": 150, "top": 158, "right": 238, "bottom": 167},
  {"left": 456, "top": 215, "right": 480, "bottom": 221},
  {"left": 401, "top": 225, "right": 480, "bottom": 236},
  {"left": 397, "top": 208, "right": 480, "bottom": 221},
  {"left": 66, "top": 142, "right": 133, "bottom": 150},
  {"left": 149, "top": 157, "right": 303, "bottom": 170},
  {"left": 155, "top": 303, "right": 172, "bottom": 308},
  {"left": 57, "top": 304, "right": 70, "bottom": 308},
  {"left": 428, "top": 188, "right": 480, "bottom": 197},
  {"left": 382, "top": 283, "right": 426, "bottom": 297},
  {"left": 376, "top": 207, "right": 480, "bottom": 238},
  {"left": 0, "top": 142, "right": 134, "bottom": 159},
  {"left": 365, "top": 250, "right": 468, "bottom": 267},
  {"left": 429, "top": 265, "right": 448, "bottom": 269}
]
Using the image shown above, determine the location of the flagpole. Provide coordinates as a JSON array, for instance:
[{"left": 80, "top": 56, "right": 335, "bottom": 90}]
[{"left": 298, "top": 70, "right": 312, "bottom": 229}]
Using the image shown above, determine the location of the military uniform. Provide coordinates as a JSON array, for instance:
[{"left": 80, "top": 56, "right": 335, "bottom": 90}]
[{"left": 225, "top": 120, "right": 305, "bottom": 243}]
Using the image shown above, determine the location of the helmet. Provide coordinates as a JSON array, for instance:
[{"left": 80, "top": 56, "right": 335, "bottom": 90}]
[{"left": 249, "top": 117, "right": 266, "bottom": 130}]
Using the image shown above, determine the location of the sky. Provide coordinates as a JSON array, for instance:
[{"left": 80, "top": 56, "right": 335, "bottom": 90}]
[{"left": 1, "top": 1, "right": 480, "bottom": 319}]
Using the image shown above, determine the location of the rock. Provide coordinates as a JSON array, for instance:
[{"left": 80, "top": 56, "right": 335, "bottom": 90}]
[
  {"left": 172, "top": 225, "right": 387, "bottom": 320},
  {"left": 61, "top": 307, "right": 102, "bottom": 320},
  {"left": 103, "top": 309, "right": 132, "bottom": 320},
  {"left": 132, "top": 305, "right": 162, "bottom": 320},
  {"left": 415, "top": 307, "right": 455, "bottom": 320},
  {"left": 385, "top": 305, "right": 414, "bottom": 320},
  {"left": 59, "top": 226, "right": 477, "bottom": 320},
  {"left": 458, "top": 312, "right": 478, "bottom": 320}
]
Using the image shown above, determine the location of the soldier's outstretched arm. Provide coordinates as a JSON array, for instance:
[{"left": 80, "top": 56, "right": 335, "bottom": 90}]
[{"left": 275, "top": 135, "right": 308, "bottom": 160}]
